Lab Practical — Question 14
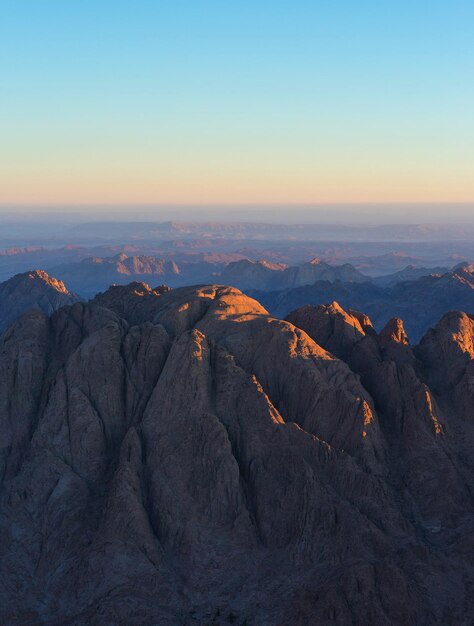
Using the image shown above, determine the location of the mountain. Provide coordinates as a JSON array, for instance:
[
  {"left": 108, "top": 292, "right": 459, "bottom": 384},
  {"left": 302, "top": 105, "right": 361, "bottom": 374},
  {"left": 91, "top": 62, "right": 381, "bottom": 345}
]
[
  {"left": 251, "top": 279, "right": 386, "bottom": 328},
  {"left": 48, "top": 253, "right": 216, "bottom": 298},
  {"left": 0, "top": 270, "right": 79, "bottom": 333},
  {"left": 252, "top": 264, "right": 474, "bottom": 342},
  {"left": 51, "top": 254, "right": 189, "bottom": 297},
  {"left": 372, "top": 264, "right": 450, "bottom": 287},
  {"left": 283, "top": 258, "right": 368, "bottom": 286},
  {"left": 284, "top": 301, "right": 464, "bottom": 530},
  {"left": 1, "top": 283, "right": 474, "bottom": 623},
  {"left": 218, "top": 259, "right": 288, "bottom": 289},
  {"left": 220, "top": 257, "right": 368, "bottom": 290},
  {"left": 0, "top": 246, "right": 90, "bottom": 282},
  {"left": 45, "top": 254, "right": 368, "bottom": 298}
]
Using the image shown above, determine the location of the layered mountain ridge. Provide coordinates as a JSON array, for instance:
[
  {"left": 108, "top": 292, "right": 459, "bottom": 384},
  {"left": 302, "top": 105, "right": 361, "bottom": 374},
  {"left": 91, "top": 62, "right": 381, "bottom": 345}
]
[
  {"left": 254, "top": 262, "right": 474, "bottom": 341},
  {"left": 1, "top": 279, "right": 474, "bottom": 624},
  {"left": 3, "top": 255, "right": 473, "bottom": 344},
  {"left": 219, "top": 258, "right": 367, "bottom": 290},
  {"left": 50, "top": 254, "right": 184, "bottom": 298}
]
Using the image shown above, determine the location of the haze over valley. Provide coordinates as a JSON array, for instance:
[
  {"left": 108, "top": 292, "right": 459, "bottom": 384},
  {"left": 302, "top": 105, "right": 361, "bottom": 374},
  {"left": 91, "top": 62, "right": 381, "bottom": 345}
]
[{"left": 1, "top": 217, "right": 473, "bottom": 343}]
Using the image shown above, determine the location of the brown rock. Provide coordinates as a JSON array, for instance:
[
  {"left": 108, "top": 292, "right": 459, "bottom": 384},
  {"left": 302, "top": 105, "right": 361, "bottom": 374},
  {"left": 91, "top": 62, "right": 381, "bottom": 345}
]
[
  {"left": 1, "top": 285, "right": 474, "bottom": 624},
  {"left": 0, "top": 269, "right": 79, "bottom": 334}
]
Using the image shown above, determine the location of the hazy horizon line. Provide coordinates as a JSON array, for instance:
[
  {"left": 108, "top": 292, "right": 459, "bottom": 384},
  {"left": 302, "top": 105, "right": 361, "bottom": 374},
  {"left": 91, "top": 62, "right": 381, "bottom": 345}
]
[{"left": 1, "top": 202, "right": 474, "bottom": 226}]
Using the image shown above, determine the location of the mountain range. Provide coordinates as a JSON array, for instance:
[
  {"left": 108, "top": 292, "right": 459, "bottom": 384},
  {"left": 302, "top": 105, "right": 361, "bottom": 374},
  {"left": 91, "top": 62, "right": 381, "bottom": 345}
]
[
  {"left": 1, "top": 275, "right": 474, "bottom": 623},
  {"left": 47, "top": 254, "right": 369, "bottom": 296},
  {"left": 1, "top": 260, "right": 474, "bottom": 344},
  {"left": 219, "top": 258, "right": 367, "bottom": 290},
  {"left": 50, "top": 254, "right": 184, "bottom": 298},
  {"left": 253, "top": 262, "right": 474, "bottom": 341}
]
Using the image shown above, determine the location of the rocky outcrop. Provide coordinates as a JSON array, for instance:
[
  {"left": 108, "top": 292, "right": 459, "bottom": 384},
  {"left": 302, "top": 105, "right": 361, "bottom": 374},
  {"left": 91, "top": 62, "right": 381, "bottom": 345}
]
[
  {"left": 0, "top": 270, "right": 79, "bottom": 334},
  {"left": 1, "top": 286, "right": 474, "bottom": 624},
  {"left": 286, "top": 303, "right": 472, "bottom": 530},
  {"left": 416, "top": 311, "right": 474, "bottom": 422},
  {"left": 92, "top": 281, "right": 171, "bottom": 325},
  {"left": 286, "top": 301, "right": 375, "bottom": 361}
]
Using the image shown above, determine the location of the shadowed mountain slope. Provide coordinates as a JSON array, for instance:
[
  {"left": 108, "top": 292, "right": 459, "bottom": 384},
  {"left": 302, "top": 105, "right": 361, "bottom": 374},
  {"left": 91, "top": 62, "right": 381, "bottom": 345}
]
[
  {"left": 220, "top": 257, "right": 368, "bottom": 290},
  {"left": 49, "top": 254, "right": 370, "bottom": 298},
  {"left": 50, "top": 253, "right": 184, "bottom": 297},
  {"left": 1, "top": 285, "right": 474, "bottom": 623},
  {"left": 372, "top": 264, "right": 449, "bottom": 287},
  {"left": 253, "top": 264, "right": 474, "bottom": 341},
  {"left": 0, "top": 270, "right": 79, "bottom": 334}
]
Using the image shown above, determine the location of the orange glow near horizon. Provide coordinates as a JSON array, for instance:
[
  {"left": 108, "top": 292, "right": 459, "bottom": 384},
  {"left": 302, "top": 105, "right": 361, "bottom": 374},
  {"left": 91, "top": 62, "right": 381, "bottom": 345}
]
[
  {"left": 2, "top": 2, "right": 473, "bottom": 211},
  {"left": 2, "top": 162, "right": 473, "bottom": 206}
]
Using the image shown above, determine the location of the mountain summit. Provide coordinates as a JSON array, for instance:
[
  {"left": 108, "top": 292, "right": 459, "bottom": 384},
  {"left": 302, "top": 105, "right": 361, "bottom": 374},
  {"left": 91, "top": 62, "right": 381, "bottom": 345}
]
[
  {"left": 0, "top": 270, "right": 79, "bottom": 333},
  {"left": 1, "top": 284, "right": 474, "bottom": 623}
]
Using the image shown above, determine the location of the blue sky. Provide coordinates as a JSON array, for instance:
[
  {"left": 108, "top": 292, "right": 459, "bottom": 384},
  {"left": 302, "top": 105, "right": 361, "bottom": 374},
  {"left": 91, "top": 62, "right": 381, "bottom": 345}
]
[{"left": 1, "top": 1, "right": 473, "bottom": 207}]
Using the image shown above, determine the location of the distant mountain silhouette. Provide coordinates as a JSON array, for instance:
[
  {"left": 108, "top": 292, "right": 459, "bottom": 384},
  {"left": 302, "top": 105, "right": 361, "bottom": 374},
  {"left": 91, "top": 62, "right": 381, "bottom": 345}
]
[
  {"left": 372, "top": 264, "right": 449, "bottom": 287},
  {"left": 49, "top": 254, "right": 369, "bottom": 297},
  {"left": 220, "top": 257, "right": 368, "bottom": 290},
  {"left": 51, "top": 253, "right": 214, "bottom": 297}
]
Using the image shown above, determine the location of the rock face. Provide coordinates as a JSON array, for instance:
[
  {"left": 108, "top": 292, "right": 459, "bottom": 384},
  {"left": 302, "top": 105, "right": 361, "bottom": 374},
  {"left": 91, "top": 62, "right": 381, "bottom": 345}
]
[
  {"left": 1, "top": 285, "right": 474, "bottom": 624},
  {"left": 0, "top": 270, "right": 79, "bottom": 334},
  {"left": 416, "top": 310, "right": 474, "bottom": 422},
  {"left": 286, "top": 304, "right": 456, "bottom": 530}
]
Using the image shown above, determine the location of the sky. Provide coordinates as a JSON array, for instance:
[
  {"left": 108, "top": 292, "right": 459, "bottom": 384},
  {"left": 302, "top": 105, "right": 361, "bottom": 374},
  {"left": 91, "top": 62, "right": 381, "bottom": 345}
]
[{"left": 0, "top": 1, "right": 473, "bottom": 213}]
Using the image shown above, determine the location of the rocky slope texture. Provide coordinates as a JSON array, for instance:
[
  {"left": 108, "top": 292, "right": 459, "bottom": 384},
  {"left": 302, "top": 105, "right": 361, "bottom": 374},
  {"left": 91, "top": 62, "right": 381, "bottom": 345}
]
[
  {"left": 1, "top": 284, "right": 474, "bottom": 624},
  {"left": 253, "top": 262, "right": 474, "bottom": 342},
  {"left": 0, "top": 270, "right": 79, "bottom": 334}
]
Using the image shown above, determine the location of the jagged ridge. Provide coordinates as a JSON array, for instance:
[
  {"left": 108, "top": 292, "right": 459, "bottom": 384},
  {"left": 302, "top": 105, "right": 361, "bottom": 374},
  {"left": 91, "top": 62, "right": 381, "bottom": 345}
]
[{"left": 0, "top": 286, "right": 474, "bottom": 624}]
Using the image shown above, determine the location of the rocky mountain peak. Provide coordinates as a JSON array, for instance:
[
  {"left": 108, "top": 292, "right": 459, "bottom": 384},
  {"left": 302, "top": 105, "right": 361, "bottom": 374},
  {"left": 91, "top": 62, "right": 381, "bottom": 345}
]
[
  {"left": 420, "top": 310, "right": 474, "bottom": 358},
  {"left": 19, "top": 269, "right": 70, "bottom": 294},
  {"left": 92, "top": 281, "right": 172, "bottom": 325},
  {"left": 285, "top": 301, "right": 370, "bottom": 360},
  {"left": 1, "top": 281, "right": 474, "bottom": 623},
  {"left": 379, "top": 317, "right": 409, "bottom": 346},
  {"left": 0, "top": 269, "right": 79, "bottom": 334}
]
